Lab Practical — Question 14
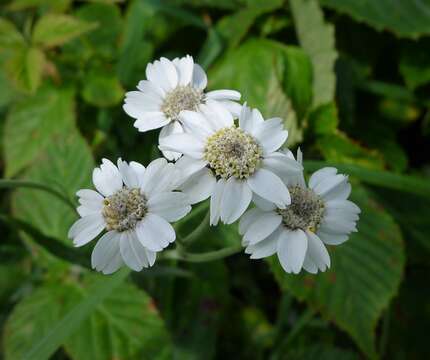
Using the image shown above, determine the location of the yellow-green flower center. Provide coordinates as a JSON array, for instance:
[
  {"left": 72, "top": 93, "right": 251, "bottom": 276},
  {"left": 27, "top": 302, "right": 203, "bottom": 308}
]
[
  {"left": 277, "top": 185, "right": 325, "bottom": 232},
  {"left": 161, "top": 85, "right": 203, "bottom": 120},
  {"left": 204, "top": 126, "right": 262, "bottom": 180},
  {"left": 102, "top": 188, "right": 147, "bottom": 232}
]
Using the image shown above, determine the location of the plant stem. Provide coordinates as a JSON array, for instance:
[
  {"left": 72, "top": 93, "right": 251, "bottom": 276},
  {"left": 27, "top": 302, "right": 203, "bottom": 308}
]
[
  {"left": 181, "top": 210, "right": 210, "bottom": 245},
  {"left": 162, "top": 244, "right": 243, "bottom": 263},
  {"left": 0, "top": 179, "right": 76, "bottom": 211}
]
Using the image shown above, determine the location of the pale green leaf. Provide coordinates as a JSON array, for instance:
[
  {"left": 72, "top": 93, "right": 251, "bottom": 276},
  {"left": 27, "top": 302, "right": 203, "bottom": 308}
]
[
  {"left": 0, "top": 18, "right": 25, "bottom": 51},
  {"left": 3, "top": 272, "right": 171, "bottom": 360},
  {"left": 82, "top": 69, "right": 124, "bottom": 107},
  {"left": 5, "top": 46, "right": 45, "bottom": 94},
  {"left": 269, "top": 185, "right": 405, "bottom": 357},
  {"left": 8, "top": 0, "right": 72, "bottom": 12},
  {"left": 32, "top": 14, "right": 97, "bottom": 48},
  {"left": 290, "top": 0, "right": 338, "bottom": 108},
  {"left": 320, "top": 0, "right": 430, "bottom": 39},
  {"left": 3, "top": 86, "right": 76, "bottom": 177}
]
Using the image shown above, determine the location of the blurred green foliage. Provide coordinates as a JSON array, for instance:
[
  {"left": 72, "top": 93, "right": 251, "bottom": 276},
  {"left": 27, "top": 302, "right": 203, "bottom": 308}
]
[{"left": 0, "top": 0, "right": 430, "bottom": 359}]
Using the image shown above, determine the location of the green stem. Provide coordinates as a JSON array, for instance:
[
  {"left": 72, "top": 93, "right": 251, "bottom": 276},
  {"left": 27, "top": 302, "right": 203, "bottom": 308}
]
[
  {"left": 162, "top": 244, "right": 243, "bottom": 263},
  {"left": 181, "top": 210, "right": 210, "bottom": 245},
  {"left": 0, "top": 179, "right": 76, "bottom": 211}
]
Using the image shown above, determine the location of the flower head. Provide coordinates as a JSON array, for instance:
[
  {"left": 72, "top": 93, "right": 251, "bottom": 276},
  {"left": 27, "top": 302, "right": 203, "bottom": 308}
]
[
  {"left": 68, "top": 158, "right": 191, "bottom": 274},
  {"left": 159, "top": 103, "right": 302, "bottom": 225},
  {"left": 123, "top": 55, "right": 241, "bottom": 160},
  {"left": 239, "top": 150, "right": 361, "bottom": 274}
]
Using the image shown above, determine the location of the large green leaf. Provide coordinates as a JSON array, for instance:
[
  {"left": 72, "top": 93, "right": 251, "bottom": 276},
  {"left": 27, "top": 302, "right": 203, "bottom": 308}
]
[
  {"left": 320, "top": 0, "right": 430, "bottom": 39},
  {"left": 269, "top": 185, "right": 405, "bottom": 357},
  {"left": 0, "top": 18, "right": 25, "bottom": 51},
  {"left": 32, "top": 14, "right": 97, "bottom": 48},
  {"left": 3, "top": 86, "right": 75, "bottom": 177},
  {"left": 82, "top": 68, "right": 124, "bottom": 107},
  {"left": 3, "top": 273, "right": 172, "bottom": 360},
  {"left": 290, "top": 0, "right": 338, "bottom": 108},
  {"left": 11, "top": 129, "right": 94, "bottom": 245},
  {"left": 5, "top": 46, "right": 45, "bottom": 94},
  {"left": 209, "top": 38, "right": 307, "bottom": 146}
]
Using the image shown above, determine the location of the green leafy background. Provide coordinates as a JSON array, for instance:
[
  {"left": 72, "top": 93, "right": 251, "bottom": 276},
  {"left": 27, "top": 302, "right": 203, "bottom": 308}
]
[{"left": 0, "top": 0, "right": 429, "bottom": 359}]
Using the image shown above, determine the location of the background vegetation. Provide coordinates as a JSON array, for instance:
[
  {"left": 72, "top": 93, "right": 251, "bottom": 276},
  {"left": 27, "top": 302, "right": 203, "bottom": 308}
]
[{"left": 0, "top": 0, "right": 429, "bottom": 359}]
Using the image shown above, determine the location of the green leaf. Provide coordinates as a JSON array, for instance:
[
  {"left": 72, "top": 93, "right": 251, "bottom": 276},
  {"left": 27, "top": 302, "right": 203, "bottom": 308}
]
[
  {"left": 317, "top": 131, "right": 385, "bottom": 170},
  {"left": 32, "top": 14, "right": 97, "bottom": 48},
  {"left": 287, "top": 344, "right": 360, "bottom": 360},
  {"left": 3, "top": 86, "right": 75, "bottom": 177},
  {"left": 290, "top": 0, "right": 338, "bottom": 108},
  {"left": 269, "top": 185, "right": 405, "bottom": 357},
  {"left": 5, "top": 46, "right": 45, "bottom": 94},
  {"left": 11, "top": 130, "right": 94, "bottom": 246},
  {"left": 209, "top": 38, "right": 303, "bottom": 146},
  {"left": 320, "top": 0, "right": 430, "bottom": 39},
  {"left": 216, "top": 0, "right": 283, "bottom": 49},
  {"left": 4, "top": 272, "right": 172, "bottom": 360},
  {"left": 0, "top": 18, "right": 25, "bottom": 51},
  {"left": 399, "top": 39, "right": 430, "bottom": 90},
  {"left": 82, "top": 69, "right": 124, "bottom": 107},
  {"left": 8, "top": 0, "right": 72, "bottom": 12},
  {"left": 307, "top": 102, "right": 339, "bottom": 135}
]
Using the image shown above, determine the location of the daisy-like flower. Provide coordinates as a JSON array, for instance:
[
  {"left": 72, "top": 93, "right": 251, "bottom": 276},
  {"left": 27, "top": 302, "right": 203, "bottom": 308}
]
[
  {"left": 123, "top": 55, "right": 241, "bottom": 160},
  {"left": 158, "top": 103, "right": 303, "bottom": 225},
  {"left": 68, "top": 158, "right": 191, "bottom": 274},
  {"left": 239, "top": 150, "right": 360, "bottom": 274}
]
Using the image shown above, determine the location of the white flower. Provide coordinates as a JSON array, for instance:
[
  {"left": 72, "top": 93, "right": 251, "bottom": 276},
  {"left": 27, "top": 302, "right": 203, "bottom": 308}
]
[
  {"left": 68, "top": 158, "right": 191, "bottom": 274},
  {"left": 123, "top": 55, "right": 241, "bottom": 160},
  {"left": 239, "top": 149, "right": 361, "bottom": 274},
  {"left": 159, "top": 103, "right": 303, "bottom": 225}
]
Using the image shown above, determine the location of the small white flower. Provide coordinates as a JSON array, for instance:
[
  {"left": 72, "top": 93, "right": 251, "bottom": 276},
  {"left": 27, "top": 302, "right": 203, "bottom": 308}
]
[
  {"left": 159, "top": 103, "right": 303, "bottom": 225},
  {"left": 123, "top": 55, "right": 241, "bottom": 160},
  {"left": 68, "top": 158, "right": 191, "bottom": 274},
  {"left": 239, "top": 149, "right": 361, "bottom": 274}
]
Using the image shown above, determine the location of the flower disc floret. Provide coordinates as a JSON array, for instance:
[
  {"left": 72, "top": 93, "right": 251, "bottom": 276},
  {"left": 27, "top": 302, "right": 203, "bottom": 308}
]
[
  {"left": 277, "top": 185, "right": 325, "bottom": 232},
  {"left": 204, "top": 126, "right": 263, "bottom": 180},
  {"left": 161, "top": 85, "right": 203, "bottom": 121},
  {"left": 102, "top": 188, "right": 148, "bottom": 232}
]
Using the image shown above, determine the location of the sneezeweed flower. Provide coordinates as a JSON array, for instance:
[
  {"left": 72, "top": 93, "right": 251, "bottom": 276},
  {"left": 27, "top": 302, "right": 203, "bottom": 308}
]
[
  {"left": 68, "top": 158, "right": 191, "bottom": 274},
  {"left": 239, "top": 150, "right": 360, "bottom": 274},
  {"left": 159, "top": 103, "right": 302, "bottom": 225},
  {"left": 123, "top": 55, "right": 241, "bottom": 160}
]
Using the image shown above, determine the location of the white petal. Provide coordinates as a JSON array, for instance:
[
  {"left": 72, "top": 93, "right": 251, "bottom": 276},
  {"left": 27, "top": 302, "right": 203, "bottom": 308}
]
[
  {"left": 180, "top": 110, "right": 213, "bottom": 140},
  {"left": 199, "top": 100, "right": 234, "bottom": 130},
  {"left": 308, "top": 167, "right": 338, "bottom": 189},
  {"left": 239, "top": 104, "right": 258, "bottom": 133},
  {"left": 252, "top": 193, "right": 277, "bottom": 211},
  {"left": 324, "top": 208, "right": 359, "bottom": 222},
  {"left": 192, "top": 63, "right": 207, "bottom": 90},
  {"left": 247, "top": 169, "right": 291, "bottom": 209},
  {"left": 320, "top": 217, "right": 357, "bottom": 234},
  {"left": 210, "top": 179, "right": 226, "bottom": 226},
  {"left": 317, "top": 231, "right": 349, "bottom": 245},
  {"left": 220, "top": 178, "right": 252, "bottom": 224},
  {"left": 175, "top": 155, "right": 208, "bottom": 184},
  {"left": 76, "top": 189, "right": 104, "bottom": 202},
  {"left": 147, "top": 192, "right": 191, "bottom": 222},
  {"left": 68, "top": 214, "right": 105, "bottom": 247},
  {"left": 306, "top": 231, "right": 330, "bottom": 271},
  {"left": 137, "top": 79, "right": 165, "bottom": 97},
  {"left": 140, "top": 158, "right": 167, "bottom": 192},
  {"left": 91, "top": 231, "right": 122, "bottom": 273},
  {"left": 159, "top": 133, "right": 204, "bottom": 159},
  {"left": 243, "top": 212, "right": 282, "bottom": 245},
  {"left": 159, "top": 121, "right": 184, "bottom": 161},
  {"left": 325, "top": 199, "right": 361, "bottom": 214},
  {"left": 146, "top": 59, "right": 175, "bottom": 92},
  {"left": 135, "top": 213, "right": 176, "bottom": 251},
  {"left": 141, "top": 160, "right": 179, "bottom": 195},
  {"left": 253, "top": 117, "right": 288, "bottom": 154},
  {"left": 77, "top": 205, "right": 99, "bottom": 217},
  {"left": 92, "top": 159, "right": 123, "bottom": 197},
  {"left": 313, "top": 174, "right": 348, "bottom": 198},
  {"left": 262, "top": 152, "right": 303, "bottom": 179},
  {"left": 277, "top": 229, "right": 308, "bottom": 274},
  {"left": 133, "top": 112, "right": 170, "bottom": 132},
  {"left": 179, "top": 168, "right": 216, "bottom": 204},
  {"left": 117, "top": 159, "right": 140, "bottom": 188},
  {"left": 216, "top": 100, "right": 242, "bottom": 117},
  {"left": 239, "top": 208, "right": 264, "bottom": 237},
  {"left": 160, "top": 57, "right": 179, "bottom": 89},
  {"left": 130, "top": 161, "right": 146, "bottom": 185},
  {"left": 174, "top": 55, "right": 194, "bottom": 86},
  {"left": 205, "top": 89, "right": 241, "bottom": 101},
  {"left": 322, "top": 181, "right": 352, "bottom": 202},
  {"left": 246, "top": 227, "right": 281, "bottom": 259},
  {"left": 120, "top": 231, "right": 150, "bottom": 271},
  {"left": 302, "top": 253, "right": 318, "bottom": 274}
]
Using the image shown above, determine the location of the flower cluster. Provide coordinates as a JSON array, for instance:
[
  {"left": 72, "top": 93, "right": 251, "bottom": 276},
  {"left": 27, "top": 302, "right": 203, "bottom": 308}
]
[{"left": 69, "top": 55, "right": 360, "bottom": 275}]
